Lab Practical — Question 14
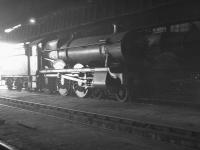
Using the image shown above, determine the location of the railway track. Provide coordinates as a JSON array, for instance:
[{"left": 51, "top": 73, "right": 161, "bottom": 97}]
[
  {"left": 0, "top": 96, "right": 199, "bottom": 149},
  {"left": 0, "top": 140, "right": 17, "bottom": 150}
]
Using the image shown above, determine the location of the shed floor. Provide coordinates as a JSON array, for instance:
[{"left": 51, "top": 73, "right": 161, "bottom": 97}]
[{"left": 0, "top": 89, "right": 199, "bottom": 132}]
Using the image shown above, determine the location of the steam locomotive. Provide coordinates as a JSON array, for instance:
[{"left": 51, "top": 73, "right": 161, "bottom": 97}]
[
  {"left": 36, "top": 22, "right": 200, "bottom": 101},
  {"left": 3, "top": 22, "right": 200, "bottom": 102},
  {"left": 39, "top": 30, "right": 133, "bottom": 102}
]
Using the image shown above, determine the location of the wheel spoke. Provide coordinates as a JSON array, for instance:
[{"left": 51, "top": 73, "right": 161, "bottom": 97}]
[{"left": 73, "top": 82, "right": 89, "bottom": 98}]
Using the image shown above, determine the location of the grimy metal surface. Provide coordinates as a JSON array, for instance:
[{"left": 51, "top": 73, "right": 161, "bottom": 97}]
[{"left": 0, "top": 96, "right": 199, "bottom": 149}]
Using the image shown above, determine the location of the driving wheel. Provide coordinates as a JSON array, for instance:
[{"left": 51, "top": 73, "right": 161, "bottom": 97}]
[
  {"left": 115, "top": 85, "right": 129, "bottom": 102},
  {"left": 73, "top": 82, "right": 89, "bottom": 98}
]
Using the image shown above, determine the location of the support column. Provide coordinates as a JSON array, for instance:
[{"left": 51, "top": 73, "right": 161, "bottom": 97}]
[{"left": 25, "top": 44, "right": 31, "bottom": 90}]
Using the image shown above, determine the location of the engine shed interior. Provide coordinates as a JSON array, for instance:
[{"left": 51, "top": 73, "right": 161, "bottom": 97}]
[{"left": 0, "top": 0, "right": 200, "bottom": 102}]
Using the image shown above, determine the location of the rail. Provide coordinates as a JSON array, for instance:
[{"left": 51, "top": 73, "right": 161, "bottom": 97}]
[
  {"left": 0, "top": 96, "right": 199, "bottom": 149},
  {"left": 0, "top": 140, "right": 17, "bottom": 150}
]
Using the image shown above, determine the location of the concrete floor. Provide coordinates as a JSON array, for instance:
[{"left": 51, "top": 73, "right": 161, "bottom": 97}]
[
  {"left": 0, "top": 104, "right": 188, "bottom": 150},
  {"left": 0, "top": 89, "right": 199, "bottom": 132}
]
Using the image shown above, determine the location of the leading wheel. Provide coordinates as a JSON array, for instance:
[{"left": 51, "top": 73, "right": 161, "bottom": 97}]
[
  {"left": 73, "top": 82, "right": 89, "bottom": 98},
  {"left": 72, "top": 63, "right": 90, "bottom": 98},
  {"left": 57, "top": 77, "right": 71, "bottom": 96},
  {"left": 115, "top": 85, "right": 129, "bottom": 102}
]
